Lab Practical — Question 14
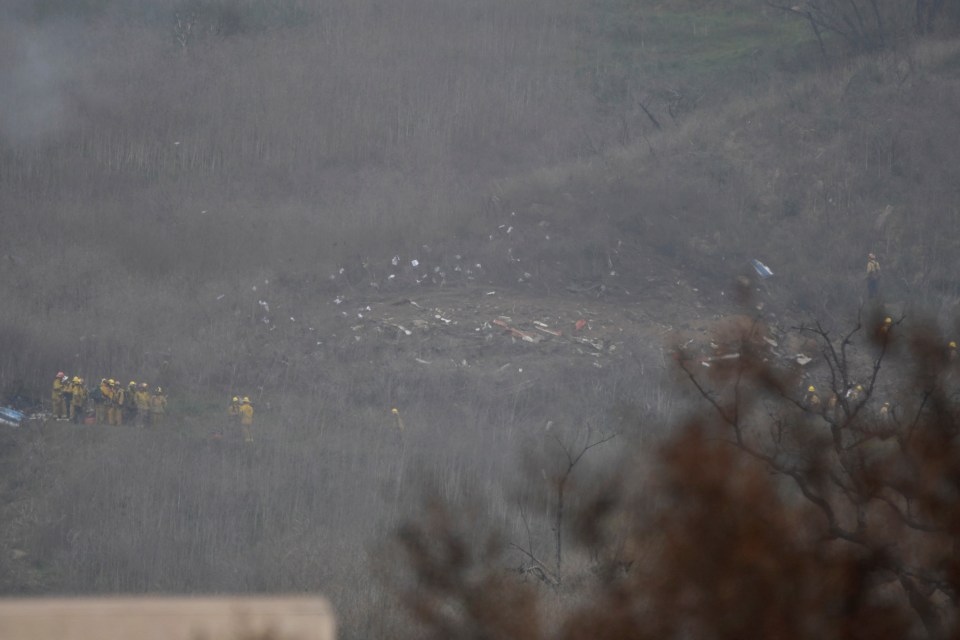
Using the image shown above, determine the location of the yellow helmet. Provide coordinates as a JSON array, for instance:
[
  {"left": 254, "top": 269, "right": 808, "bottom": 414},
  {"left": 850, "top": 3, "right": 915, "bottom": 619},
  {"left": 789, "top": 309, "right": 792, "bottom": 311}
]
[
  {"left": 108, "top": 379, "right": 115, "bottom": 385},
  {"left": 807, "top": 385, "right": 816, "bottom": 393},
  {"left": 884, "top": 317, "right": 892, "bottom": 325},
  {"left": 129, "top": 381, "right": 136, "bottom": 387},
  {"left": 72, "top": 376, "right": 80, "bottom": 383},
  {"left": 391, "top": 407, "right": 399, "bottom": 415},
  {"left": 856, "top": 384, "right": 864, "bottom": 391},
  {"left": 232, "top": 396, "right": 239, "bottom": 402},
  {"left": 950, "top": 341, "right": 957, "bottom": 349},
  {"left": 242, "top": 397, "right": 250, "bottom": 403}
]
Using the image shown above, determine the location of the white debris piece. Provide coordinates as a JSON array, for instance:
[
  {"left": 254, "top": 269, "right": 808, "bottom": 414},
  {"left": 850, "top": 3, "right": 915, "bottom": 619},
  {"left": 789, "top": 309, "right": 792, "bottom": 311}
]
[
  {"left": 411, "top": 259, "right": 419, "bottom": 268},
  {"left": 216, "top": 294, "right": 225, "bottom": 300},
  {"left": 334, "top": 296, "right": 344, "bottom": 305},
  {"left": 796, "top": 354, "right": 813, "bottom": 366},
  {"left": 392, "top": 255, "right": 400, "bottom": 266},
  {"left": 751, "top": 259, "right": 774, "bottom": 278}
]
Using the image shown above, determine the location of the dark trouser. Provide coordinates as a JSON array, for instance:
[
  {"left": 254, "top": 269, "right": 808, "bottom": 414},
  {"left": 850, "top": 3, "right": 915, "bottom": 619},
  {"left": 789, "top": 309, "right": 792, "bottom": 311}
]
[{"left": 867, "top": 277, "right": 878, "bottom": 299}]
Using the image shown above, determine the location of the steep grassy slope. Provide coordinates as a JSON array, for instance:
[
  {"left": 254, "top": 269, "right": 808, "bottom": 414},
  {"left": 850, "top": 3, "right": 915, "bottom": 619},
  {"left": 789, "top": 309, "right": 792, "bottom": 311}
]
[{"left": 2, "top": 1, "right": 960, "bottom": 638}]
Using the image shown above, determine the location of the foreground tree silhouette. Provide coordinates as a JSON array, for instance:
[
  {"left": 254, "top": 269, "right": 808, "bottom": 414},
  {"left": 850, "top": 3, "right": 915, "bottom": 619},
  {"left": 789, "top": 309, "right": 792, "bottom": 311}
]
[{"left": 392, "top": 313, "right": 960, "bottom": 639}]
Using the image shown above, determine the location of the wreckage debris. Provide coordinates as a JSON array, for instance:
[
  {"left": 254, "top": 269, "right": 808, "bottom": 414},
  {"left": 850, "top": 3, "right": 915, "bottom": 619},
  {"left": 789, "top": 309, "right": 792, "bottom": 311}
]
[
  {"left": 751, "top": 259, "right": 774, "bottom": 279},
  {"left": 0, "top": 406, "right": 25, "bottom": 427},
  {"left": 492, "top": 318, "right": 542, "bottom": 343}
]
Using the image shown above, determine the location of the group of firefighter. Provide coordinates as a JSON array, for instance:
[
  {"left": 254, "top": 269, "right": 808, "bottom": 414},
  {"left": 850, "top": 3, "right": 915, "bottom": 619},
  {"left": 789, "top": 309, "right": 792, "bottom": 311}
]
[
  {"left": 51, "top": 372, "right": 166, "bottom": 427},
  {"left": 801, "top": 338, "right": 957, "bottom": 415}
]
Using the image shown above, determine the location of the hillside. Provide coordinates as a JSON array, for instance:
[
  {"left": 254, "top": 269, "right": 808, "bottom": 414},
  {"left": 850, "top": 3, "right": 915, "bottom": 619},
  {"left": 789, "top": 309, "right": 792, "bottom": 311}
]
[{"left": 2, "top": 1, "right": 960, "bottom": 638}]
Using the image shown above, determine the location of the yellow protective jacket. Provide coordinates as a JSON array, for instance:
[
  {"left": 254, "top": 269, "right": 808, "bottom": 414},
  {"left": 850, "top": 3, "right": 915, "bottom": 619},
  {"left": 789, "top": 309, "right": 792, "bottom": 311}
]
[
  {"left": 239, "top": 403, "right": 254, "bottom": 425},
  {"left": 135, "top": 389, "right": 151, "bottom": 411},
  {"left": 113, "top": 388, "right": 125, "bottom": 407},
  {"left": 150, "top": 394, "right": 167, "bottom": 414},
  {"left": 52, "top": 377, "right": 64, "bottom": 399},
  {"left": 867, "top": 258, "right": 880, "bottom": 277},
  {"left": 71, "top": 384, "right": 87, "bottom": 406}
]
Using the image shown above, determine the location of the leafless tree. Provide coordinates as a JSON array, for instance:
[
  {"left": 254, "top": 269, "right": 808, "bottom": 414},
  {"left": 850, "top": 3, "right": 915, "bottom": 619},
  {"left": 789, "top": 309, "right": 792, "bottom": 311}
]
[{"left": 394, "top": 315, "right": 960, "bottom": 639}]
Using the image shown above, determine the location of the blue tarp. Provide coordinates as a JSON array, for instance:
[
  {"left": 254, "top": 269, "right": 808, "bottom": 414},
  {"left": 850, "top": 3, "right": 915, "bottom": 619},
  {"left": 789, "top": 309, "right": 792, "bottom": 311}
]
[{"left": 0, "top": 406, "right": 26, "bottom": 427}]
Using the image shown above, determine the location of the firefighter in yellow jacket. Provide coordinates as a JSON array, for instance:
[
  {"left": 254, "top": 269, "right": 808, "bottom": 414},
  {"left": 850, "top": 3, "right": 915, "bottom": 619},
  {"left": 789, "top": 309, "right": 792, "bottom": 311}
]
[
  {"left": 94, "top": 379, "right": 110, "bottom": 424},
  {"left": 239, "top": 397, "right": 254, "bottom": 443},
  {"left": 124, "top": 381, "right": 138, "bottom": 425},
  {"left": 110, "top": 380, "right": 125, "bottom": 426},
  {"left": 69, "top": 377, "right": 87, "bottom": 423},
  {"left": 149, "top": 387, "right": 167, "bottom": 427},
  {"left": 135, "top": 383, "right": 151, "bottom": 427},
  {"left": 52, "top": 372, "right": 67, "bottom": 420},
  {"left": 803, "top": 385, "right": 821, "bottom": 410},
  {"left": 228, "top": 396, "right": 241, "bottom": 425}
]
